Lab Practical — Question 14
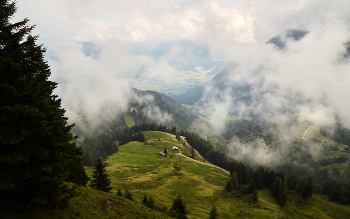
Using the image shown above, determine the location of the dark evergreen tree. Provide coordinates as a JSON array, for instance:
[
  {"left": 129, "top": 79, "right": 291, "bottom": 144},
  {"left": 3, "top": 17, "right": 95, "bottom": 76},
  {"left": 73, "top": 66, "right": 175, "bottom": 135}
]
[
  {"left": 231, "top": 172, "right": 239, "bottom": 189},
  {"left": 90, "top": 158, "right": 112, "bottom": 192},
  {"left": 142, "top": 194, "right": 148, "bottom": 205},
  {"left": 272, "top": 177, "right": 282, "bottom": 197},
  {"left": 117, "top": 187, "right": 123, "bottom": 196},
  {"left": 164, "top": 148, "right": 167, "bottom": 154},
  {"left": 0, "top": 0, "right": 84, "bottom": 208},
  {"left": 225, "top": 180, "right": 233, "bottom": 192},
  {"left": 278, "top": 179, "right": 288, "bottom": 206},
  {"left": 146, "top": 195, "right": 155, "bottom": 209},
  {"left": 252, "top": 183, "right": 258, "bottom": 203},
  {"left": 124, "top": 189, "right": 133, "bottom": 201},
  {"left": 171, "top": 195, "right": 188, "bottom": 219},
  {"left": 296, "top": 176, "right": 315, "bottom": 199},
  {"left": 209, "top": 205, "right": 219, "bottom": 219},
  {"left": 191, "top": 147, "right": 195, "bottom": 158},
  {"left": 66, "top": 162, "right": 89, "bottom": 186}
]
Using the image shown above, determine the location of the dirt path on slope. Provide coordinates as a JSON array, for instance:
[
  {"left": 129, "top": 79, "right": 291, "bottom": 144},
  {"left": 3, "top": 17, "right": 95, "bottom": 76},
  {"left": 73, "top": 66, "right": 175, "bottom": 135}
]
[
  {"left": 175, "top": 152, "right": 230, "bottom": 175},
  {"left": 180, "top": 136, "right": 205, "bottom": 160},
  {"left": 302, "top": 126, "right": 317, "bottom": 139}
]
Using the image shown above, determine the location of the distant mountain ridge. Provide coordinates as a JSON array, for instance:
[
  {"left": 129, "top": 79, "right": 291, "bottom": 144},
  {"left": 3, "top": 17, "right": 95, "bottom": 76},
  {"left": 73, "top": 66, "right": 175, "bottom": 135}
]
[
  {"left": 266, "top": 29, "right": 309, "bottom": 49},
  {"left": 73, "top": 88, "right": 203, "bottom": 138}
]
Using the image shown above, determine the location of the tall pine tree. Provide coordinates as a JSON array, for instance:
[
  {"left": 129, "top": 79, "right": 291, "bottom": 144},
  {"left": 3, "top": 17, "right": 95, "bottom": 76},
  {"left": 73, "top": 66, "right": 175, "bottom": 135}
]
[
  {"left": 0, "top": 0, "right": 84, "bottom": 208},
  {"left": 90, "top": 158, "right": 112, "bottom": 192}
]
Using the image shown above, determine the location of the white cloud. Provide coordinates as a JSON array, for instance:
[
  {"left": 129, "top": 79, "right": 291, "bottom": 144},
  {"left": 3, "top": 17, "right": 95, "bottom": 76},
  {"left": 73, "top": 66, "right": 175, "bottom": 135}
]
[{"left": 11, "top": 0, "right": 350, "bottom": 129}]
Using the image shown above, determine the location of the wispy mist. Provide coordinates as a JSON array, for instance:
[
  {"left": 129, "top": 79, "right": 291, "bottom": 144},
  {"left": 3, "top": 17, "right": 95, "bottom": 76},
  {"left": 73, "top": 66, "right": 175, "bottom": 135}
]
[{"left": 12, "top": 0, "right": 350, "bottom": 133}]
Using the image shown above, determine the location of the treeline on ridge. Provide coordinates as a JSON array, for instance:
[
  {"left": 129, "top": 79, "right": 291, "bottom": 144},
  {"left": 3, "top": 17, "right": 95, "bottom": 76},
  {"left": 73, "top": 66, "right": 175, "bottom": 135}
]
[{"left": 80, "top": 123, "right": 177, "bottom": 166}]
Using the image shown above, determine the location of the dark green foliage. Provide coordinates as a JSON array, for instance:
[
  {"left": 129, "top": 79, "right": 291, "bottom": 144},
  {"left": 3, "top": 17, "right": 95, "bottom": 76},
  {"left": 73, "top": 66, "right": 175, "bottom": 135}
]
[
  {"left": 90, "top": 158, "right": 112, "bottom": 192},
  {"left": 117, "top": 187, "right": 123, "bottom": 196},
  {"left": 176, "top": 131, "right": 181, "bottom": 141},
  {"left": 278, "top": 179, "right": 288, "bottom": 206},
  {"left": 190, "top": 147, "right": 195, "bottom": 158},
  {"left": 254, "top": 167, "right": 265, "bottom": 190},
  {"left": 0, "top": 0, "right": 84, "bottom": 208},
  {"left": 230, "top": 172, "right": 239, "bottom": 189},
  {"left": 147, "top": 196, "right": 155, "bottom": 209},
  {"left": 142, "top": 194, "right": 148, "bottom": 204},
  {"left": 271, "top": 175, "right": 288, "bottom": 206},
  {"left": 209, "top": 205, "right": 219, "bottom": 219},
  {"left": 272, "top": 177, "right": 281, "bottom": 197},
  {"left": 171, "top": 195, "right": 188, "bottom": 219},
  {"left": 225, "top": 180, "right": 233, "bottom": 192},
  {"left": 296, "top": 176, "right": 315, "bottom": 199},
  {"left": 66, "top": 163, "right": 89, "bottom": 186},
  {"left": 124, "top": 189, "right": 133, "bottom": 201},
  {"left": 252, "top": 184, "right": 258, "bottom": 203},
  {"left": 164, "top": 148, "right": 167, "bottom": 154}
]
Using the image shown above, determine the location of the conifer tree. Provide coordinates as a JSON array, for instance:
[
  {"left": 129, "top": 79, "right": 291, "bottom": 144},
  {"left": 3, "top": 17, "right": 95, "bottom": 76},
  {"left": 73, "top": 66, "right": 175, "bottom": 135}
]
[
  {"left": 252, "top": 183, "right": 258, "bottom": 203},
  {"left": 209, "top": 205, "right": 219, "bottom": 219},
  {"left": 0, "top": 0, "right": 84, "bottom": 207},
  {"left": 191, "top": 147, "right": 195, "bottom": 158},
  {"left": 90, "top": 158, "right": 112, "bottom": 192},
  {"left": 171, "top": 195, "right": 188, "bottom": 219}
]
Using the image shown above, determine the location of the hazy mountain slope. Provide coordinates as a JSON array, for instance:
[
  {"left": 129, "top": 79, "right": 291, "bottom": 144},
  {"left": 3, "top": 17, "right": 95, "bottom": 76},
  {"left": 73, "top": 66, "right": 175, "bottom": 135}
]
[
  {"left": 266, "top": 29, "right": 309, "bottom": 49},
  {"left": 169, "top": 29, "right": 309, "bottom": 106},
  {"left": 73, "top": 88, "right": 203, "bottom": 139},
  {"left": 169, "top": 63, "right": 251, "bottom": 106}
]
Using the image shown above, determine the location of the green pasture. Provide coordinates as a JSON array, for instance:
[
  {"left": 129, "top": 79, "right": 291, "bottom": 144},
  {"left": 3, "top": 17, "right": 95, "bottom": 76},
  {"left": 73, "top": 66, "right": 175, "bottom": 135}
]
[
  {"left": 84, "top": 131, "right": 350, "bottom": 218},
  {"left": 124, "top": 114, "right": 136, "bottom": 128}
]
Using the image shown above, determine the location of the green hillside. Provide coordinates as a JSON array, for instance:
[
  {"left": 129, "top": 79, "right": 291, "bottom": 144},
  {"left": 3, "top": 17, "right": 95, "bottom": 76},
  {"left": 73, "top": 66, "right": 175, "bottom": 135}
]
[
  {"left": 82, "top": 131, "right": 349, "bottom": 219},
  {"left": 2, "top": 131, "right": 349, "bottom": 218},
  {"left": 0, "top": 184, "right": 168, "bottom": 219}
]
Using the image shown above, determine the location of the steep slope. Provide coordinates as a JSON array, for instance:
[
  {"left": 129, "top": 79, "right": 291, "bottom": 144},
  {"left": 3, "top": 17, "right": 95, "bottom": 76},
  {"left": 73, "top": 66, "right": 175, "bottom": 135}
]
[{"left": 73, "top": 88, "right": 203, "bottom": 138}]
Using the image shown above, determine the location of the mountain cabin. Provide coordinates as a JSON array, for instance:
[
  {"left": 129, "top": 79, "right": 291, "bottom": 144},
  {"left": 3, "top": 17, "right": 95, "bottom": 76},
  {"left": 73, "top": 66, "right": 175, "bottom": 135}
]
[{"left": 159, "top": 151, "right": 167, "bottom": 157}]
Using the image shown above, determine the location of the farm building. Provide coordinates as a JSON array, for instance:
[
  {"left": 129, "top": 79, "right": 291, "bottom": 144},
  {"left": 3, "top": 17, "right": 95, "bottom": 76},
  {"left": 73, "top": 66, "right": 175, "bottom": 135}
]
[
  {"left": 172, "top": 146, "right": 178, "bottom": 151},
  {"left": 159, "top": 151, "right": 167, "bottom": 157}
]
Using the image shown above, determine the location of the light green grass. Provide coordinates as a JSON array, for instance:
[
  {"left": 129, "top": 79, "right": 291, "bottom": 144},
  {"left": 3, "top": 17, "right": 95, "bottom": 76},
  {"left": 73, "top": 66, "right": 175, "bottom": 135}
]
[{"left": 124, "top": 114, "right": 135, "bottom": 127}]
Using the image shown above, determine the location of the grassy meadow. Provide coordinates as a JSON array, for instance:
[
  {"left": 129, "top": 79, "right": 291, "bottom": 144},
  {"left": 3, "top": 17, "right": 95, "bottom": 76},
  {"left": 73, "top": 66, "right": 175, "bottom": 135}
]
[{"left": 84, "top": 131, "right": 350, "bottom": 218}]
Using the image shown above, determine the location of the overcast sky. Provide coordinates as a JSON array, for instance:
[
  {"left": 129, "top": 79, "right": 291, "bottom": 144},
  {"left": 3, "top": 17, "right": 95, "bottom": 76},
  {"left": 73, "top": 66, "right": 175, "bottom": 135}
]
[{"left": 12, "top": 0, "right": 350, "bottom": 128}]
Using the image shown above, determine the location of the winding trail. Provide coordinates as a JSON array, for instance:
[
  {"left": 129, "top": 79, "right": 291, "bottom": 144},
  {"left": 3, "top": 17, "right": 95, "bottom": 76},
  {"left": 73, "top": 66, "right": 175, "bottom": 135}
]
[
  {"left": 180, "top": 136, "right": 205, "bottom": 160},
  {"left": 302, "top": 126, "right": 317, "bottom": 139},
  {"left": 177, "top": 136, "right": 230, "bottom": 175}
]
